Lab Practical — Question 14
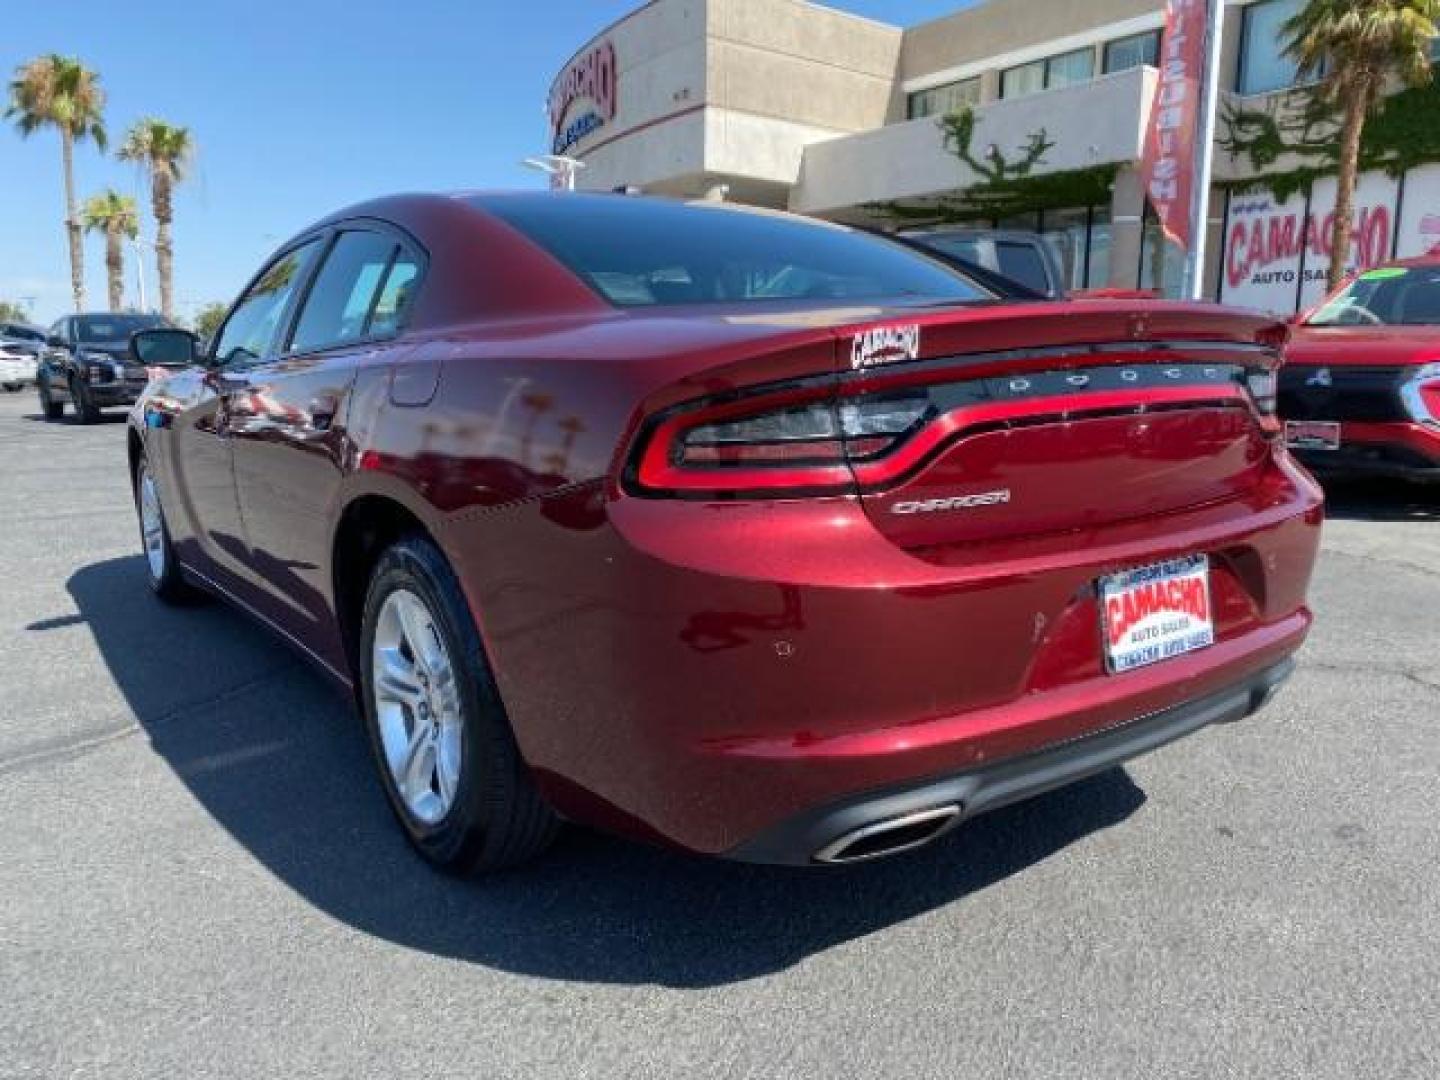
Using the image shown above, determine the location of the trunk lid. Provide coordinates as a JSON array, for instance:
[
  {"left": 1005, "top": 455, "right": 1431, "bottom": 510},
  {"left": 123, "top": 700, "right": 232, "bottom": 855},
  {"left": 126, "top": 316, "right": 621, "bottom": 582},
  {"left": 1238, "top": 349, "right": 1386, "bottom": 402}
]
[{"left": 831, "top": 302, "right": 1284, "bottom": 551}]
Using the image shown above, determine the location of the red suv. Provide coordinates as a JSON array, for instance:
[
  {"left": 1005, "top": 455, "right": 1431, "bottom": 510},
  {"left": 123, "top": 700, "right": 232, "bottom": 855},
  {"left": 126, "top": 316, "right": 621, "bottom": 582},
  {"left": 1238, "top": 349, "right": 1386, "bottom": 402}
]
[
  {"left": 126, "top": 193, "right": 1322, "bottom": 872},
  {"left": 1282, "top": 258, "right": 1440, "bottom": 483}
]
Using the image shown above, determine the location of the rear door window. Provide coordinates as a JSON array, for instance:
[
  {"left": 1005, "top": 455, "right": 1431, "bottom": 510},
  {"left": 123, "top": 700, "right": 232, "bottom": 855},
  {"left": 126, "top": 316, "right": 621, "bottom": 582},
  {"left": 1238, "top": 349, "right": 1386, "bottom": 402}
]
[
  {"left": 367, "top": 251, "right": 421, "bottom": 338},
  {"left": 288, "top": 230, "right": 401, "bottom": 354}
]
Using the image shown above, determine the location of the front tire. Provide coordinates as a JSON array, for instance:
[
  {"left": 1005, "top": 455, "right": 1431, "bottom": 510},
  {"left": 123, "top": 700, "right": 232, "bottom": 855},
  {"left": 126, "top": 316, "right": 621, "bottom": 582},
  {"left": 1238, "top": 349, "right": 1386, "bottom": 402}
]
[
  {"left": 135, "top": 455, "right": 193, "bottom": 603},
  {"left": 39, "top": 378, "right": 62, "bottom": 420},
  {"left": 71, "top": 377, "right": 100, "bottom": 424},
  {"left": 360, "top": 536, "right": 559, "bottom": 874}
]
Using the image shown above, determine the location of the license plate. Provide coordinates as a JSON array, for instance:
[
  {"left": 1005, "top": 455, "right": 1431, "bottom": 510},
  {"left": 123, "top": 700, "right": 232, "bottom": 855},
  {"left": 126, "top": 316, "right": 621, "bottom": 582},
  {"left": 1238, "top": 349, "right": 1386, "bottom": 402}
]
[
  {"left": 1286, "top": 420, "right": 1341, "bottom": 450},
  {"left": 1099, "top": 554, "right": 1215, "bottom": 674}
]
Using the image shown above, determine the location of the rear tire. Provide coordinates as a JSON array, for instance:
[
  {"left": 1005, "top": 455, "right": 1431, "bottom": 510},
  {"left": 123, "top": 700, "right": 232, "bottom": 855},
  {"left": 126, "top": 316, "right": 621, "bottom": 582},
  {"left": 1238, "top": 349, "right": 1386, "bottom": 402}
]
[
  {"left": 71, "top": 377, "right": 100, "bottom": 423},
  {"left": 360, "top": 535, "right": 560, "bottom": 875},
  {"left": 134, "top": 455, "right": 194, "bottom": 604},
  {"left": 39, "top": 379, "right": 62, "bottom": 420}
]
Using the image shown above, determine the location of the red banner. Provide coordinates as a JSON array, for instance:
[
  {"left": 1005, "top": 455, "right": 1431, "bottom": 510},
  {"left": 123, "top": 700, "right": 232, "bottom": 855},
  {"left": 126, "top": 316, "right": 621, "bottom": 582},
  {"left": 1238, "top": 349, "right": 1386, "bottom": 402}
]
[{"left": 1140, "top": 0, "right": 1210, "bottom": 249}]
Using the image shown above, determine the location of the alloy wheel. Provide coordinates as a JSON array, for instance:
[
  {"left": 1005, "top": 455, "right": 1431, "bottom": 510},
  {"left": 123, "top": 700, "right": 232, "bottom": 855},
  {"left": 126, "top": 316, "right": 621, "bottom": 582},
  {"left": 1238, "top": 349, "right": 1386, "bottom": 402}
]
[
  {"left": 371, "top": 589, "right": 464, "bottom": 825},
  {"left": 138, "top": 466, "right": 167, "bottom": 582}
]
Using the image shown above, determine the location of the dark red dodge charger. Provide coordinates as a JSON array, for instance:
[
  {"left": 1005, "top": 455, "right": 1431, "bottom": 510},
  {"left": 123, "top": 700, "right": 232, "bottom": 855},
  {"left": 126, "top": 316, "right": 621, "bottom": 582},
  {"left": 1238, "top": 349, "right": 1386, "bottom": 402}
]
[{"left": 127, "top": 193, "right": 1323, "bottom": 872}]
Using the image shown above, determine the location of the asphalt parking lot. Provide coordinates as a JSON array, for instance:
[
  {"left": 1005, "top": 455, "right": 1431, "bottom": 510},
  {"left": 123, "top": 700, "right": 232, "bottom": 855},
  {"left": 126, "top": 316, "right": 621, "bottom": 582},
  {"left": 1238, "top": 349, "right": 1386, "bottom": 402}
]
[{"left": 1, "top": 389, "right": 1437, "bottom": 1080}]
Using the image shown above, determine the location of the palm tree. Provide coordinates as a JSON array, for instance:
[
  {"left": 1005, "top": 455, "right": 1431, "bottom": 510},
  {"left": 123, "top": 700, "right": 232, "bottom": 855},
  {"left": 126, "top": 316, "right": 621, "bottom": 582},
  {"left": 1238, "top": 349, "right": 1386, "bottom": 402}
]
[
  {"left": 1284, "top": 0, "right": 1440, "bottom": 289},
  {"left": 118, "top": 118, "right": 193, "bottom": 322},
  {"left": 81, "top": 190, "right": 139, "bottom": 312},
  {"left": 519, "top": 392, "right": 554, "bottom": 468},
  {"left": 5, "top": 55, "right": 107, "bottom": 312}
]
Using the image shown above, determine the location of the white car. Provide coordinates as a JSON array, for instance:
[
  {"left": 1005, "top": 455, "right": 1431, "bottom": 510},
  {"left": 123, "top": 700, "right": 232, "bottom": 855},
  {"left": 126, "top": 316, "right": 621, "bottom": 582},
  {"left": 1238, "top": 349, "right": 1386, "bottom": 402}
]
[{"left": 0, "top": 323, "right": 44, "bottom": 391}]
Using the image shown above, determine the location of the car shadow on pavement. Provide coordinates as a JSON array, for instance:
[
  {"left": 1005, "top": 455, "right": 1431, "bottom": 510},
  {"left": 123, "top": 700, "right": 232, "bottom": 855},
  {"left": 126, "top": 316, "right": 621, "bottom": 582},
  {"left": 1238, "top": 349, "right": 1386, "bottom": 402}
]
[
  {"left": 1321, "top": 478, "right": 1440, "bottom": 522},
  {"left": 19, "top": 410, "right": 129, "bottom": 426},
  {"left": 65, "top": 555, "right": 1146, "bottom": 989}
]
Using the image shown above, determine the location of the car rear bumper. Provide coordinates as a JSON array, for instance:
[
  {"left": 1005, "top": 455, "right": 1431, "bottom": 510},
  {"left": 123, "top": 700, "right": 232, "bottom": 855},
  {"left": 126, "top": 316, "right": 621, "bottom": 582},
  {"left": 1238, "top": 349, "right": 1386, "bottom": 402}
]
[
  {"left": 1293, "top": 422, "right": 1440, "bottom": 483},
  {"left": 448, "top": 457, "right": 1323, "bottom": 858},
  {"left": 728, "top": 657, "right": 1296, "bottom": 865}
]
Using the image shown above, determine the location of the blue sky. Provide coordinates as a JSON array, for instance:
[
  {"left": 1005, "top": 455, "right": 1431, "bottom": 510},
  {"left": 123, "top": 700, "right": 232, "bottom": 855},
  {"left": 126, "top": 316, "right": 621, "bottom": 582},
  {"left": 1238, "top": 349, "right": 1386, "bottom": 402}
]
[{"left": 2, "top": 0, "right": 974, "bottom": 325}]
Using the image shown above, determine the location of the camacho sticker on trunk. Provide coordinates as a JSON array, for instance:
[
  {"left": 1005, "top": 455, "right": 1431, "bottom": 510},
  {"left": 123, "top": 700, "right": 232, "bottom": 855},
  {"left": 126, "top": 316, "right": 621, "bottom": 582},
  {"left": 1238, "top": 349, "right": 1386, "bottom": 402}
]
[{"left": 851, "top": 324, "right": 921, "bottom": 370}]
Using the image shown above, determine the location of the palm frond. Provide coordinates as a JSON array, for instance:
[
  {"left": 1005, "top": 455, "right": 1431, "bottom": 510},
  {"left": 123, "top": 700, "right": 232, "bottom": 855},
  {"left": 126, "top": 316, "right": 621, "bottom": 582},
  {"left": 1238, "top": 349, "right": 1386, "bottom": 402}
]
[{"left": 5, "top": 53, "right": 106, "bottom": 142}]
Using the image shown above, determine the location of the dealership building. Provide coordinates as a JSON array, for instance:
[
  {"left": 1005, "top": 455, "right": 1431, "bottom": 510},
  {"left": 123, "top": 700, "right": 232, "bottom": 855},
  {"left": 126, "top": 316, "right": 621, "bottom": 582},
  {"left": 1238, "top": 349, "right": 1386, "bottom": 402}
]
[{"left": 547, "top": 0, "right": 1440, "bottom": 314}]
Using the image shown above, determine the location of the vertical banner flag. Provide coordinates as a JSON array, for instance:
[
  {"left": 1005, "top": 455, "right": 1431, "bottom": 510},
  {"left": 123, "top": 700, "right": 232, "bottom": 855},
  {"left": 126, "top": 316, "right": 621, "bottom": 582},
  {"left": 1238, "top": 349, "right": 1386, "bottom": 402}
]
[{"left": 1141, "top": 0, "right": 1210, "bottom": 249}]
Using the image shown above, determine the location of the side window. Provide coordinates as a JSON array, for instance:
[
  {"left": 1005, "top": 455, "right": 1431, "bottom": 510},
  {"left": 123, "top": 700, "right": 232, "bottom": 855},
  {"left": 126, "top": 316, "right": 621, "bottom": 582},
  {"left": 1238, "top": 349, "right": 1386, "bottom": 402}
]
[
  {"left": 288, "top": 230, "right": 400, "bottom": 354},
  {"left": 213, "top": 240, "right": 322, "bottom": 367},
  {"left": 368, "top": 251, "right": 421, "bottom": 338}
]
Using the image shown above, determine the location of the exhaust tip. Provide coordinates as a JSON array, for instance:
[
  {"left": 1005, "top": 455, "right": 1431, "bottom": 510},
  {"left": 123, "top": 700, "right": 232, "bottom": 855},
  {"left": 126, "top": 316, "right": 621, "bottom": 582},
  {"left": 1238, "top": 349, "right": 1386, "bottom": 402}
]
[{"left": 813, "top": 804, "right": 962, "bottom": 865}]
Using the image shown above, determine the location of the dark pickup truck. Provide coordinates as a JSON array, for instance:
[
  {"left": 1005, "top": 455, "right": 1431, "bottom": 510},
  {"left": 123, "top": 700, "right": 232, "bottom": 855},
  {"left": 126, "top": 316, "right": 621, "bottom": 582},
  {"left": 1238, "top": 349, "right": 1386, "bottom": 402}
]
[{"left": 38, "top": 312, "right": 171, "bottom": 422}]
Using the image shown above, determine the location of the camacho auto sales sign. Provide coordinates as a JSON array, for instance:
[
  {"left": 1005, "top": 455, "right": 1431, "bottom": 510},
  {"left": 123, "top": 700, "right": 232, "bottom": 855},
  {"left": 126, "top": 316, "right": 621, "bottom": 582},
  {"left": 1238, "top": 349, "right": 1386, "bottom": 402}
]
[
  {"left": 1140, "top": 0, "right": 1209, "bottom": 249},
  {"left": 549, "top": 40, "right": 618, "bottom": 156}
]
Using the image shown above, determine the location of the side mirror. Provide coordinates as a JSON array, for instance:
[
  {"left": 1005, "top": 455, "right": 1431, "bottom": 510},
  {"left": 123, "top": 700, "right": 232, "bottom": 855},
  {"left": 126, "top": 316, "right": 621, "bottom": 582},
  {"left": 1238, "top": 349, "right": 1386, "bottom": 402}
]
[{"left": 130, "top": 327, "right": 201, "bottom": 368}]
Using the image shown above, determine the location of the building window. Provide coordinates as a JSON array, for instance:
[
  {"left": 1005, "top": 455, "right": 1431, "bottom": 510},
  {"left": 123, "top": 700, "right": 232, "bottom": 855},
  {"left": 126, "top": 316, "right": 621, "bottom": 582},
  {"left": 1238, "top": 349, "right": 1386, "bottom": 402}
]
[
  {"left": 1001, "top": 48, "right": 1095, "bottom": 99},
  {"left": 1104, "top": 30, "right": 1161, "bottom": 74},
  {"left": 1046, "top": 48, "right": 1095, "bottom": 90},
  {"left": 1000, "top": 60, "right": 1046, "bottom": 99},
  {"left": 907, "top": 77, "right": 982, "bottom": 119},
  {"left": 1237, "top": 0, "right": 1304, "bottom": 95}
]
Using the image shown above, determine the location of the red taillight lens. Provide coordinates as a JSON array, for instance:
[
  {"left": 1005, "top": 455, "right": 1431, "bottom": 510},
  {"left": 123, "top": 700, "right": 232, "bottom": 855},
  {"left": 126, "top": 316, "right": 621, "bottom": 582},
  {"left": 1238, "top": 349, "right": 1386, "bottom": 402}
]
[{"left": 633, "top": 390, "right": 929, "bottom": 496}]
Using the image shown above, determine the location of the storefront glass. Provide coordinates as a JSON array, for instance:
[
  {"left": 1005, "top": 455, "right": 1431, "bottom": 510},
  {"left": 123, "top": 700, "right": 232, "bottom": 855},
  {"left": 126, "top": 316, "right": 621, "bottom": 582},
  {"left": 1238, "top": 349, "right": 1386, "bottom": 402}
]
[
  {"left": 1141, "top": 210, "right": 1187, "bottom": 298},
  {"left": 1086, "top": 207, "right": 1112, "bottom": 289},
  {"left": 1041, "top": 208, "right": 1090, "bottom": 290},
  {"left": 979, "top": 205, "right": 1112, "bottom": 292}
]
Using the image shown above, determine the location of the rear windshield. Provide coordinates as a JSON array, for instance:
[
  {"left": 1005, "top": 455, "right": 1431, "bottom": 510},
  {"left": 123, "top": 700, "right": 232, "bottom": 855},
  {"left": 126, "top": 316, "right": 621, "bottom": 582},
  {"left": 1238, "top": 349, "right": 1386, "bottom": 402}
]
[
  {"left": 1307, "top": 266, "right": 1440, "bottom": 326},
  {"left": 1, "top": 324, "right": 44, "bottom": 342},
  {"left": 76, "top": 314, "right": 166, "bottom": 343},
  {"left": 476, "top": 195, "right": 992, "bottom": 308}
]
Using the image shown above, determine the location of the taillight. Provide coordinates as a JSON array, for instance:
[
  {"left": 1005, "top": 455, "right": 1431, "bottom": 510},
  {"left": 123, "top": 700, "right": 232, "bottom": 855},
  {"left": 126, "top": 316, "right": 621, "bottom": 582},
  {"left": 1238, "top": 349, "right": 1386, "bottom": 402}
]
[
  {"left": 630, "top": 359, "right": 1268, "bottom": 497},
  {"left": 634, "top": 388, "right": 929, "bottom": 496},
  {"left": 1401, "top": 362, "right": 1440, "bottom": 426}
]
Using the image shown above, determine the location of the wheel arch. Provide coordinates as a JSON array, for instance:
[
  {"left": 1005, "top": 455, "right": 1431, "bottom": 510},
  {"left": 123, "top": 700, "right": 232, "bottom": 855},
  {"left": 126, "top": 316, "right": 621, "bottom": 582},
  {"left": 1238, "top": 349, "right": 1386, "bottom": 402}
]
[
  {"left": 331, "top": 491, "right": 447, "bottom": 683},
  {"left": 126, "top": 426, "right": 144, "bottom": 493}
]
